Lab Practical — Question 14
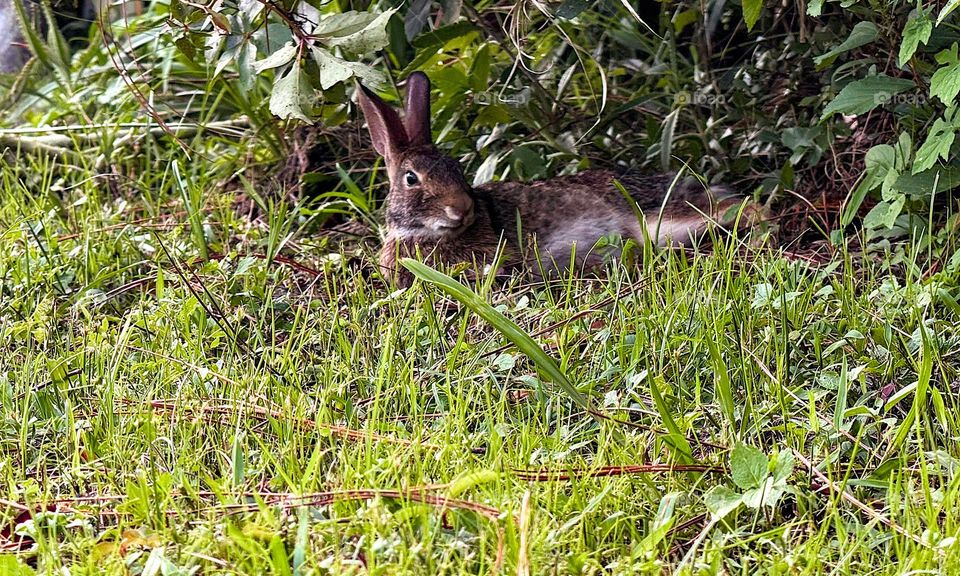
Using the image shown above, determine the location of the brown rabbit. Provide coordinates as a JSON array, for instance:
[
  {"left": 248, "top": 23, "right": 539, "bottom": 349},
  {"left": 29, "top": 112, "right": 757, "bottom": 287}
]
[{"left": 358, "top": 72, "right": 755, "bottom": 287}]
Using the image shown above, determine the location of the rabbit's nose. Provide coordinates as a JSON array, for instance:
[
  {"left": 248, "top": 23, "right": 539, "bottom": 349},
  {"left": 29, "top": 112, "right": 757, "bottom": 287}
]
[{"left": 444, "top": 205, "right": 467, "bottom": 222}]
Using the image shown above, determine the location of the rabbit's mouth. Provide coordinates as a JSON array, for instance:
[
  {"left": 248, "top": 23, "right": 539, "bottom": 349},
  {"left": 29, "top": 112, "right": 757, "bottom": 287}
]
[{"left": 429, "top": 207, "right": 475, "bottom": 236}]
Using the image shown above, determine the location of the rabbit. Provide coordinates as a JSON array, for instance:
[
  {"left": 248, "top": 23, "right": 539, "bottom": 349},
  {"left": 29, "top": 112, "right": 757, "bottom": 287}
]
[{"left": 357, "top": 72, "right": 757, "bottom": 287}]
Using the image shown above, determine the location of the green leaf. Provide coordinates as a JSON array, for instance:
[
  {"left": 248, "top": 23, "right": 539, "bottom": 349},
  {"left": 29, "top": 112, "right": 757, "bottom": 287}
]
[
  {"left": 0, "top": 556, "right": 35, "bottom": 576},
  {"left": 323, "top": 9, "right": 396, "bottom": 54},
  {"left": 314, "top": 11, "right": 381, "bottom": 38},
  {"left": 730, "top": 444, "right": 767, "bottom": 490},
  {"left": 704, "top": 485, "right": 742, "bottom": 520},
  {"left": 270, "top": 63, "right": 314, "bottom": 123},
  {"left": 899, "top": 11, "right": 933, "bottom": 67},
  {"left": 772, "top": 450, "right": 794, "bottom": 484},
  {"left": 807, "top": 0, "right": 822, "bottom": 16},
  {"left": 862, "top": 195, "right": 906, "bottom": 229},
  {"left": 236, "top": 42, "right": 257, "bottom": 92},
  {"left": 895, "top": 166, "right": 960, "bottom": 197},
  {"left": 411, "top": 21, "right": 480, "bottom": 49},
  {"left": 821, "top": 76, "right": 916, "bottom": 120},
  {"left": 673, "top": 8, "right": 700, "bottom": 34},
  {"left": 742, "top": 0, "right": 762, "bottom": 31},
  {"left": 842, "top": 144, "right": 895, "bottom": 226},
  {"left": 742, "top": 478, "right": 786, "bottom": 509},
  {"left": 938, "top": 0, "right": 960, "bottom": 24},
  {"left": 814, "top": 22, "right": 878, "bottom": 66},
  {"left": 931, "top": 62, "right": 960, "bottom": 105},
  {"left": 311, "top": 47, "right": 384, "bottom": 90},
  {"left": 556, "top": 0, "right": 592, "bottom": 19},
  {"left": 913, "top": 117, "right": 956, "bottom": 173},
  {"left": 401, "top": 260, "right": 604, "bottom": 423},
  {"left": 252, "top": 42, "right": 297, "bottom": 73}
]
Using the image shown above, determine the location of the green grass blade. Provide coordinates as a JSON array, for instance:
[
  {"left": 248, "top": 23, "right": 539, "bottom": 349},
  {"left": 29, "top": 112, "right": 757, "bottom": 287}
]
[
  {"left": 650, "top": 376, "right": 694, "bottom": 464},
  {"left": 402, "top": 258, "right": 601, "bottom": 421},
  {"left": 707, "top": 335, "right": 736, "bottom": 438},
  {"left": 891, "top": 325, "right": 934, "bottom": 449},
  {"left": 834, "top": 356, "right": 848, "bottom": 432}
]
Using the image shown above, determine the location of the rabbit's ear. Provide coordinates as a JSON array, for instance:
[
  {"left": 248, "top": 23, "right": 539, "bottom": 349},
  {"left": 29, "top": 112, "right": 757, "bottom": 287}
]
[
  {"left": 357, "top": 83, "right": 408, "bottom": 159},
  {"left": 403, "top": 72, "right": 432, "bottom": 147}
]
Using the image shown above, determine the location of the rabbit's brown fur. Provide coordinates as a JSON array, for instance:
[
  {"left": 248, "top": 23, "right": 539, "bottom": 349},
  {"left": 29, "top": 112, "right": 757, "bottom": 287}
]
[{"left": 358, "top": 73, "right": 755, "bottom": 287}]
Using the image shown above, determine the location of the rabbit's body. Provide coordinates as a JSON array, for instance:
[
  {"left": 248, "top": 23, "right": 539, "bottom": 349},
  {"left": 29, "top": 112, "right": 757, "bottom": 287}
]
[{"left": 358, "top": 73, "right": 753, "bottom": 287}]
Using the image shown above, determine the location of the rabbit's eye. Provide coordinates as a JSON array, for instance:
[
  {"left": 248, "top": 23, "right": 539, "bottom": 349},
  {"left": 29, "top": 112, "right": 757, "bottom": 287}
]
[{"left": 404, "top": 171, "right": 419, "bottom": 187}]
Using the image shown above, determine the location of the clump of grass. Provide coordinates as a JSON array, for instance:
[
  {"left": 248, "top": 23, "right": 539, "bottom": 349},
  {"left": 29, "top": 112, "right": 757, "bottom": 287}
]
[{"left": 2, "top": 149, "right": 960, "bottom": 575}]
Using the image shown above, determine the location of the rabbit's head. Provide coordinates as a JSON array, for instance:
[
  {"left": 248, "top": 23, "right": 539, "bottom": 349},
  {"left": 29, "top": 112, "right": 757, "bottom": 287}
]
[{"left": 357, "top": 72, "right": 476, "bottom": 239}]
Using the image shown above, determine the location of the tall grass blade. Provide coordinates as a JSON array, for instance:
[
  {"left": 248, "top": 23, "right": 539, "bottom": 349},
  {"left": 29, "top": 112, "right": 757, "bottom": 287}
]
[
  {"left": 650, "top": 376, "right": 694, "bottom": 463},
  {"left": 891, "top": 325, "right": 934, "bottom": 449},
  {"left": 707, "top": 335, "right": 736, "bottom": 438},
  {"left": 402, "top": 259, "right": 601, "bottom": 421}
]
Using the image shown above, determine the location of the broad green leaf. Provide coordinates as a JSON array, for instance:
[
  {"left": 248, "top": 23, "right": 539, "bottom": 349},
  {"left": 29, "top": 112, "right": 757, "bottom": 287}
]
[
  {"left": 473, "top": 152, "right": 500, "bottom": 186},
  {"left": 814, "top": 22, "right": 878, "bottom": 66},
  {"left": 899, "top": 11, "right": 933, "bottom": 67},
  {"left": 236, "top": 42, "right": 256, "bottom": 92},
  {"left": 913, "top": 117, "right": 956, "bottom": 173},
  {"left": 0, "top": 556, "right": 35, "bottom": 576},
  {"left": 896, "top": 166, "right": 960, "bottom": 197},
  {"left": 742, "top": 478, "right": 786, "bottom": 508},
  {"left": 842, "top": 144, "right": 895, "bottom": 226},
  {"left": 862, "top": 195, "right": 905, "bottom": 229},
  {"left": 311, "top": 47, "right": 384, "bottom": 90},
  {"left": 673, "top": 8, "right": 700, "bottom": 33},
  {"left": 312, "top": 48, "right": 352, "bottom": 89},
  {"left": 252, "top": 42, "right": 297, "bottom": 73},
  {"left": 314, "top": 11, "right": 380, "bottom": 38},
  {"left": 324, "top": 9, "right": 396, "bottom": 54},
  {"left": 821, "top": 76, "right": 916, "bottom": 119},
  {"left": 751, "top": 282, "right": 774, "bottom": 308},
  {"left": 772, "top": 450, "right": 795, "bottom": 484},
  {"left": 412, "top": 21, "right": 480, "bottom": 49},
  {"left": 807, "top": 0, "right": 823, "bottom": 16},
  {"left": 270, "top": 63, "right": 314, "bottom": 123},
  {"left": 730, "top": 444, "right": 767, "bottom": 490},
  {"left": 401, "top": 260, "right": 602, "bottom": 422},
  {"left": 704, "top": 485, "right": 742, "bottom": 519},
  {"left": 931, "top": 62, "right": 960, "bottom": 104},
  {"left": 742, "top": 0, "right": 762, "bottom": 31}
]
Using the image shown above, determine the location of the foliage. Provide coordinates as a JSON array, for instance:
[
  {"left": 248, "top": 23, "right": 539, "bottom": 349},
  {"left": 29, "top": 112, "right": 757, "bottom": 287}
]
[
  {"left": 5, "top": 0, "right": 960, "bottom": 239},
  {"left": 3, "top": 156, "right": 960, "bottom": 572},
  {"left": 5, "top": 0, "right": 960, "bottom": 573}
]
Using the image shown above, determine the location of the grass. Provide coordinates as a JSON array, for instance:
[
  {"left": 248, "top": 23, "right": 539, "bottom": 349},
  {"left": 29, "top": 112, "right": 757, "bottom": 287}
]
[{"left": 3, "top": 147, "right": 960, "bottom": 575}]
